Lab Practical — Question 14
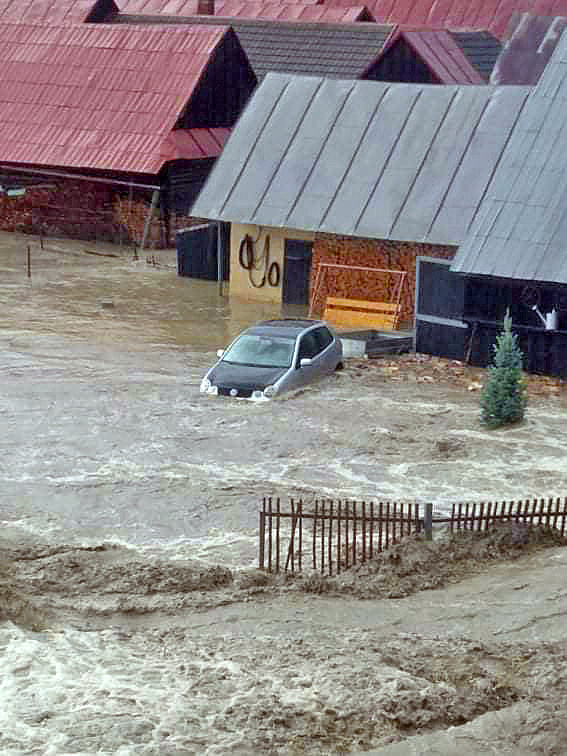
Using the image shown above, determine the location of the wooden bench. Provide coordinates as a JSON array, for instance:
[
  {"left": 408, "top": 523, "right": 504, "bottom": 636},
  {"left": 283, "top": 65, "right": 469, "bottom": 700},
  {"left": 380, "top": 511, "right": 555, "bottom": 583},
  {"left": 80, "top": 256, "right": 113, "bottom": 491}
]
[{"left": 323, "top": 296, "right": 401, "bottom": 330}]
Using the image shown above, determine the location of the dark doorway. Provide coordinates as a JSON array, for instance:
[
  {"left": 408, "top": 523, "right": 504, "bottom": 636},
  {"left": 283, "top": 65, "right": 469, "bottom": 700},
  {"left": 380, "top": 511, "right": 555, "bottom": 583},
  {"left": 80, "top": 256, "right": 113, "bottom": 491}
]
[
  {"left": 282, "top": 240, "right": 312, "bottom": 305},
  {"left": 176, "top": 223, "right": 229, "bottom": 281}
]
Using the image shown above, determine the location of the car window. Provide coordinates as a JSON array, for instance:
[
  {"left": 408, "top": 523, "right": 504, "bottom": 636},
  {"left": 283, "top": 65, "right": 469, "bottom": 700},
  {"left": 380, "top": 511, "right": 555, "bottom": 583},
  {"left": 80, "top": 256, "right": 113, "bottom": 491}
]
[
  {"left": 297, "top": 331, "right": 320, "bottom": 364},
  {"left": 222, "top": 334, "right": 295, "bottom": 368},
  {"left": 312, "top": 326, "right": 333, "bottom": 352}
]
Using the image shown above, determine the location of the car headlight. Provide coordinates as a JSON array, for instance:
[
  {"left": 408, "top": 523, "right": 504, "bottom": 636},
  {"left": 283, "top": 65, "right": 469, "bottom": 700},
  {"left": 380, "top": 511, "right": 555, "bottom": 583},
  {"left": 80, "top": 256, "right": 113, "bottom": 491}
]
[
  {"left": 263, "top": 385, "right": 276, "bottom": 398},
  {"left": 200, "top": 378, "right": 211, "bottom": 393}
]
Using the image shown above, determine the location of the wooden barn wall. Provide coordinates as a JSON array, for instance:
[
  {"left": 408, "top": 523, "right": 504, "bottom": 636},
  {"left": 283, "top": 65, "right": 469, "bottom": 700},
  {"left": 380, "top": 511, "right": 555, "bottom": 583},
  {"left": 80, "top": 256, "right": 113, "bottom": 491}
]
[
  {"left": 0, "top": 179, "right": 196, "bottom": 248},
  {"left": 311, "top": 236, "right": 456, "bottom": 327}
]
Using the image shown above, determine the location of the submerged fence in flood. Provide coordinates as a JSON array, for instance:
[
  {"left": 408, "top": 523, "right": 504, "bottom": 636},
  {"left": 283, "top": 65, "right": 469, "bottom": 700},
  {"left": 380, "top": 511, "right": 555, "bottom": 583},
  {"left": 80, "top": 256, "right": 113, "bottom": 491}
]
[{"left": 258, "top": 496, "right": 567, "bottom": 575}]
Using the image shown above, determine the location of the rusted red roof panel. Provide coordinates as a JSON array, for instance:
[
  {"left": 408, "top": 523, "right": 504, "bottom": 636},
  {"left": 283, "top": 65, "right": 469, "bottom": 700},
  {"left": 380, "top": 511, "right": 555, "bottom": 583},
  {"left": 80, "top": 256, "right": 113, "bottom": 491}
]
[
  {"left": 160, "top": 127, "right": 231, "bottom": 160},
  {"left": 0, "top": 21, "right": 229, "bottom": 174},
  {"left": 401, "top": 30, "right": 485, "bottom": 82},
  {"left": 0, "top": 0, "right": 115, "bottom": 24},
  {"left": 323, "top": 0, "right": 567, "bottom": 39},
  {"left": 118, "top": 0, "right": 371, "bottom": 21}
]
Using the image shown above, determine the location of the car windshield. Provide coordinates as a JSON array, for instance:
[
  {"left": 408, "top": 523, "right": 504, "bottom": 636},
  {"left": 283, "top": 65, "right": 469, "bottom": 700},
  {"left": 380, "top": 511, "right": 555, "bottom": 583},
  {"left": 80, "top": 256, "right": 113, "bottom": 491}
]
[{"left": 222, "top": 334, "right": 295, "bottom": 368}]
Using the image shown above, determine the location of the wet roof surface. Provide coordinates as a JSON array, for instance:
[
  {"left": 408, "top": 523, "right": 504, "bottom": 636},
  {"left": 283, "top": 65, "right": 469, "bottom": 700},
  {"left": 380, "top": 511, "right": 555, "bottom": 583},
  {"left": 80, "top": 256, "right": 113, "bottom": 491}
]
[
  {"left": 115, "top": 15, "right": 394, "bottom": 79},
  {"left": 452, "top": 30, "right": 567, "bottom": 284},
  {"left": 190, "top": 73, "right": 530, "bottom": 246},
  {"left": 0, "top": 21, "right": 229, "bottom": 173},
  {"left": 118, "top": 0, "right": 371, "bottom": 21},
  {"left": 322, "top": 0, "right": 567, "bottom": 40}
]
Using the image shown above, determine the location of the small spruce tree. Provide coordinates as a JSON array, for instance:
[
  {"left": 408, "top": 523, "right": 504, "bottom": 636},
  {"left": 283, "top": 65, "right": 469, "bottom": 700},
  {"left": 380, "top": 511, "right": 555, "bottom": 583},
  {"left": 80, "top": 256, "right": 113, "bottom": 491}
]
[{"left": 480, "top": 310, "right": 527, "bottom": 428}]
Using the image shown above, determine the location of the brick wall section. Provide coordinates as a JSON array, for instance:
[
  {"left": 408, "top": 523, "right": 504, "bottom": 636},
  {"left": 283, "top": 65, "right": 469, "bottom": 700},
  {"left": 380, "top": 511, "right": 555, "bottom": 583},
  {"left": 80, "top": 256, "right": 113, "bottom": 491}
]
[
  {"left": 311, "top": 235, "right": 456, "bottom": 327},
  {"left": 0, "top": 179, "right": 195, "bottom": 248}
]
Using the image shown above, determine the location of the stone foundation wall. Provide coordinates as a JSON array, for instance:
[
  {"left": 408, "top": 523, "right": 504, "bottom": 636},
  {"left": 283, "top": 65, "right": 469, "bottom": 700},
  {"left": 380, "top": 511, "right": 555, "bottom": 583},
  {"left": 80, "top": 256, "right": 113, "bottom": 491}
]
[
  {"left": 0, "top": 180, "right": 194, "bottom": 248},
  {"left": 311, "top": 236, "right": 456, "bottom": 327}
]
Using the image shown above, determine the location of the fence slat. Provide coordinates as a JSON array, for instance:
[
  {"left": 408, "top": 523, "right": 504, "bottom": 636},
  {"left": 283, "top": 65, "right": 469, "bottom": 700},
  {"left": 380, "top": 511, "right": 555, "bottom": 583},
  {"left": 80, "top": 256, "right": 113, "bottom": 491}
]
[
  {"left": 259, "top": 498, "right": 266, "bottom": 570},
  {"left": 298, "top": 499, "right": 302, "bottom": 572},
  {"left": 320, "top": 501, "right": 325, "bottom": 574},
  {"left": 268, "top": 497, "right": 273, "bottom": 572},
  {"left": 337, "top": 500, "right": 342, "bottom": 574},
  {"left": 362, "top": 501, "right": 367, "bottom": 563},
  {"left": 313, "top": 501, "right": 318, "bottom": 570},
  {"left": 328, "top": 501, "right": 333, "bottom": 576},
  {"left": 370, "top": 501, "right": 374, "bottom": 559},
  {"left": 352, "top": 501, "right": 357, "bottom": 566},
  {"left": 379, "top": 502, "right": 383, "bottom": 551},
  {"left": 276, "top": 497, "right": 281, "bottom": 573},
  {"left": 345, "top": 501, "right": 350, "bottom": 569}
]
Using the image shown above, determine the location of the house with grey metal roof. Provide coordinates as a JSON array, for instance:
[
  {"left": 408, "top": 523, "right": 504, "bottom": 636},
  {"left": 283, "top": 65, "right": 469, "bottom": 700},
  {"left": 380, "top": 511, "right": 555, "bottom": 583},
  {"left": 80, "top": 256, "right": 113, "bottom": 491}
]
[
  {"left": 412, "top": 27, "right": 567, "bottom": 376},
  {"left": 189, "top": 72, "right": 529, "bottom": 323}
]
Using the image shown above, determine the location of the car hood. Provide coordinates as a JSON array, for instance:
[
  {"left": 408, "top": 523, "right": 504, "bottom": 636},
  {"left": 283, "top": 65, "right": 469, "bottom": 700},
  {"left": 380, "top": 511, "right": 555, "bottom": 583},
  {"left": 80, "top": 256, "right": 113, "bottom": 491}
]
[{"left": 209, "top": 361, "right": 288, "bottom": 390}]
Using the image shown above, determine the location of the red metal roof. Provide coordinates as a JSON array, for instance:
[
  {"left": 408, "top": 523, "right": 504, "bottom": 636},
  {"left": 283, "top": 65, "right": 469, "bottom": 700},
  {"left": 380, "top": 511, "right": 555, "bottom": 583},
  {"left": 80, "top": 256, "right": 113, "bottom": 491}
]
[
  {"left": 160, "top": 127, "right": 231, "bottom": 159},
  {"left": 0, "top": 22, "right": 230, "bottom": 174},
  {"left": 0, "top": 0, "right": 114, "bottom": 24},
  {"left": 322, "top": 0, "right": 567, "bottom": 39},
  {"left": 395, "top": 30, "right": 485, "bottom": 83},
  {"left": 118, "top": 0, "right": 371, "bottom": 21}
]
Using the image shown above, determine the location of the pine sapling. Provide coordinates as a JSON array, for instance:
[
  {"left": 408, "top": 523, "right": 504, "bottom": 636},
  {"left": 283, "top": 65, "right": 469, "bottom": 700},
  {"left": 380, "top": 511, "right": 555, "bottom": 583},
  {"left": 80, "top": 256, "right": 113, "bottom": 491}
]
[{"left": 480, "top": 310, "right": 527, "bottom": 428}]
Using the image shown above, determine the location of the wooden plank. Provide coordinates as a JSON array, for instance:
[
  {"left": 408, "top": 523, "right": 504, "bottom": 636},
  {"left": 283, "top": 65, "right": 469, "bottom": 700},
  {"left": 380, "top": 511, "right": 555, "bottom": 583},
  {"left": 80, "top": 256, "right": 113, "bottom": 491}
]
[
  {"left": 313, "top": 501, "right": 318, "bottom": 570},
  {"left": 268, "top": 497, "right": 273, "bottom": 572},
  {"left": 298, "top": 500, "right": 302, "bottom": 572},
  {"left": 259, "top": 499, "right": 265, "bottom": 570},
  {"left": 337, "top": 500, "right": 342, "bottom": 574},
  {"left": 326, "top": 297, "right": 401, "bottom": 312},
  {"left": 323, "top": 308, "right": 399, "bottom": 329},
  {"left": 328, "top": 501, "right": 333, "bottom": 576},
  {"left": 362, "top": 501, "right": 367, "bottom": 563},
  {"left": 321, "top": 501, "right": 325, "bottom": 574},
  {"left": 276, "top": 497, "right": 281, "bottom": 573}
]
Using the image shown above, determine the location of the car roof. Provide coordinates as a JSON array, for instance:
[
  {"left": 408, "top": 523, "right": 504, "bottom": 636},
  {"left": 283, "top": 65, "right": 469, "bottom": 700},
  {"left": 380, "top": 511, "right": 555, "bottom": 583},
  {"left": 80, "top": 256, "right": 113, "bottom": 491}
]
[{"left": 246, "top": 318, "right": 325, "bottom": 338}]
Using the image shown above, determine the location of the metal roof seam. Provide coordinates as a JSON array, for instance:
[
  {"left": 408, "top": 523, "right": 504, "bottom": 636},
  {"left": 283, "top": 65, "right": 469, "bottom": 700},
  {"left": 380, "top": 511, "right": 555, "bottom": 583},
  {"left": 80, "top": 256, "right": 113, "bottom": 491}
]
[
  {"left": 280, "top": 78, "right": 357, "bottom": 228},
  {"left": 220, "top": 74, "right": 293, "bottom": 218},
  {"left": 319, "top": 82, "right": 390, "bottom": 231},
  {"left": 353, "top": 85, "right": 423, "bottom": 236},
  {"left": 389, "top": 87, "right": 461, "bottom": 239}
]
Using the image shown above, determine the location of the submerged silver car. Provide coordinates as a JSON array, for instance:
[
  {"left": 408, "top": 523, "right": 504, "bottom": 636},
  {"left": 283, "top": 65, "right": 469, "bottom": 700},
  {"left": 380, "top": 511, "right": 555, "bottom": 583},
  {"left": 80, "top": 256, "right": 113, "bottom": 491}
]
[{"left": 200, "top": 319, "right": 343, "bottom": 399}]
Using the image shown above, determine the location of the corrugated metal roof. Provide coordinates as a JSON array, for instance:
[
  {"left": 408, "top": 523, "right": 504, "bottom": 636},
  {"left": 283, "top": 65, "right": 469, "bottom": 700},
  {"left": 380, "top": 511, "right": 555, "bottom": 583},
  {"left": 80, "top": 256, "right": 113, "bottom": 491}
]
[
  {"left": 0, "top": 21, "right": 231, "bottom": 174},
  {"left": 160, "top": 127, "right": 230, "bottom": 159},
  {"left": 452, "top": 30, "right": 567, "bottom": 284},
  {"left": 115, "top": 15, "right": 393, "bottom": 79},
  {"left": 323, "top": 0, "right": 567, "bottom": 40},
  {"left": 0, "top": 0, "right": 117, "bottom": 24},
  {"left": 118, "top": 0, "right": 372, "bottom": 22},
  {"left": 190, "top": 72, "right": 530, "bottom": 245},
  {"left": 490, "top": 12, "right": 567, "bottom": 84}
]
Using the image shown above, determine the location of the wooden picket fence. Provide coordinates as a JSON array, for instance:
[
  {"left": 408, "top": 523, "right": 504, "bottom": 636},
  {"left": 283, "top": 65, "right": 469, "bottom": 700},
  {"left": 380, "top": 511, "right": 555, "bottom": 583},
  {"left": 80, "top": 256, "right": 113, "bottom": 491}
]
[{"left": 258, "top": 496, "right": 567, "bottom": 575}]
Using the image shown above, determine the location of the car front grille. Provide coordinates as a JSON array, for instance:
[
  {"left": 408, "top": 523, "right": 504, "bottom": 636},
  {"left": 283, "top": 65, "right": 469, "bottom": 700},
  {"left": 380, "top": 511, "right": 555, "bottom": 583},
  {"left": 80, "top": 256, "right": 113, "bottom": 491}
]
[{"left": 217, "top": 386, "right": 254, "bottom": 398}]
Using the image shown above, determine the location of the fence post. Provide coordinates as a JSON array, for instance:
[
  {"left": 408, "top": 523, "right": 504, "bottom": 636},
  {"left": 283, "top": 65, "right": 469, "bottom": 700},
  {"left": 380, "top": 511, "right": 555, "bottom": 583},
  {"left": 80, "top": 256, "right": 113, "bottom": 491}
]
[
  {"left": 424, "top": 502, "right": 433, "bottom": 541},
  {"left": 259, "top": 499, "right": 265, "bottom": 570}
]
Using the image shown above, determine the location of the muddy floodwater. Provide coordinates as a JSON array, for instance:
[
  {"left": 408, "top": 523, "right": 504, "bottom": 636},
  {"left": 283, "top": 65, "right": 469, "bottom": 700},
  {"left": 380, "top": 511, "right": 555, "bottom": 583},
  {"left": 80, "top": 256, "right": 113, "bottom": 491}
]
[{"left": 2, "top": 231, "right": 567, "bottom": 755}]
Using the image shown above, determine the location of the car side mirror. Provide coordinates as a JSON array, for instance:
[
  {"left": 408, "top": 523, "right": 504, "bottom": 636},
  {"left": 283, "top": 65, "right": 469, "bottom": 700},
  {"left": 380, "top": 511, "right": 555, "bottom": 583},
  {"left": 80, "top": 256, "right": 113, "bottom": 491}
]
[
  {"left": 217, "top": 349, "right": 224, "bottom": 358},
  {"left": 300, "top": 357, "right": 312, "bottom": 368}
]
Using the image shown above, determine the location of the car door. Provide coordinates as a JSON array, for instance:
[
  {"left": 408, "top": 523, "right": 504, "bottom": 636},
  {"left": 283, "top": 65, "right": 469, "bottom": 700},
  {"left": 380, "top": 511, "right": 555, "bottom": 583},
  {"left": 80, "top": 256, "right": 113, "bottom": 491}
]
[
  {"left": 311, "top": 326, "right": 337, "bottom": 373},
  {"left": 294, "top": 330, "right": 322, "bottom": 388}
]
